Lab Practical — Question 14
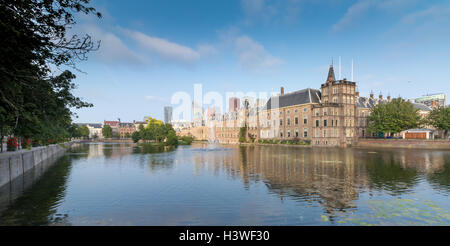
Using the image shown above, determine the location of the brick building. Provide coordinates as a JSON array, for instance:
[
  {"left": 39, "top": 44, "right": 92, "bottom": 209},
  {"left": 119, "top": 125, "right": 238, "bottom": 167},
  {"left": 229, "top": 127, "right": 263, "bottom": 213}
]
[
  {"left": 119, "top": 123, "right": 136, "bottom": 138},
  {"left": 209, "top": 65, "right": 390, "bottom": 146},
  {"left": 185, "top": 64, "right": 435, "bottom": 147}
]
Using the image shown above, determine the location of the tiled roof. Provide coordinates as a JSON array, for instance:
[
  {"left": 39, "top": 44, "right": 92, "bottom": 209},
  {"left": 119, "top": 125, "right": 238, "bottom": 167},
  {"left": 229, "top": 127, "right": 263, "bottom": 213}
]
[
  {"left": 120, "top": 123, "right": 134, "bottom": 128},
  {"left": 104, "top": 121, "right": 120, "bottom": 126},
  {"left": 356, "top": 97, "right": 387, "bottom": 108},
  {"left": 87, "top": 123, "right": 102, "bottom": 128},
  {"left": 327, "top": 65, "right": 336, "bottom": 82},
  {"left": 76, "top": 123, "right": 102, "bottom": 128},
  {"left": 412, "top": 103, "right": 432, "bottom": 112},
  {"left": 265, "top": 88, "right": 321, "bottom": 110},
  {"left": 356, "top": 97, "right": 432, "bottom": 112}
]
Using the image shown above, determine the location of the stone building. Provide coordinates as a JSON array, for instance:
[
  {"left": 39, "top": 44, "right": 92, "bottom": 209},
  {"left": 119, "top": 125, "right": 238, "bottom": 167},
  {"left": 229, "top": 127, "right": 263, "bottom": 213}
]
[
  {"left": 104, "top": 121, "right": 120, "bottom": 135},
  {"left": 195, "top": 64, "right": 434, "bottom": 147},
  {"left": 119, "top": 122, "right": 136, "bottom": 138},
  {"left": 86, "top": 124, "right": 103, "bottom": 139},
  {"left": 209, "top": 65, "right": 374, "bottom": 146}
]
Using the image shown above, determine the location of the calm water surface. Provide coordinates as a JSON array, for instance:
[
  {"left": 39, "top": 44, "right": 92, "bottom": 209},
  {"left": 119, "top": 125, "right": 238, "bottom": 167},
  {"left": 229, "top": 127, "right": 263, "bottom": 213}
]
[{"left": 0, "top": 142, "right": 450, "bottom": 226}]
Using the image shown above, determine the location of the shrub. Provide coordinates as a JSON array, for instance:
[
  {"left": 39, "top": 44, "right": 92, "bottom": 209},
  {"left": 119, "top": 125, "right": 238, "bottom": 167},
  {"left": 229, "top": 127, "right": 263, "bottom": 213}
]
[
  {"left": 166, "top": 131, "right": 178, "bottom": 146},
  {"left": 179, "top": 136, "right": 194, "bottom": 145},
  {"left": 7, "top": 137, "right": 18, "bottom": 151},
  {"left": 21, "top": 138, "right": 32, "bottom": 149},
  {"left": 32, "top": 140, "right": 40, "bottom": 147},
  {"left": 132, "top": 131, "right": 141, "bottom": 143}
]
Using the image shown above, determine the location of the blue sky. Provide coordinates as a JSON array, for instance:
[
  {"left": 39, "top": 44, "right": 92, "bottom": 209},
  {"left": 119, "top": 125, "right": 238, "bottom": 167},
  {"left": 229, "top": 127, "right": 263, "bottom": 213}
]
[{"left": 71, "top": 0, "right": 450, "bottom": 123}]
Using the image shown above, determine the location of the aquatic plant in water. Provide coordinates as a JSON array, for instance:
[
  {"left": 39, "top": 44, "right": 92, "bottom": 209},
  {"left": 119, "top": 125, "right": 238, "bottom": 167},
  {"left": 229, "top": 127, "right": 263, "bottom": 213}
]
[{"left": 335, "top": 197, "right": 450, "bottom": 226}]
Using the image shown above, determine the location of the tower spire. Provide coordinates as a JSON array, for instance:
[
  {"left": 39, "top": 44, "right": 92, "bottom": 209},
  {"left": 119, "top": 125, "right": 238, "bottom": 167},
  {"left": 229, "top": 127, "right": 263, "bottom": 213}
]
[{"left": 327, "top": 62, "right": 336, "bottom": 83}]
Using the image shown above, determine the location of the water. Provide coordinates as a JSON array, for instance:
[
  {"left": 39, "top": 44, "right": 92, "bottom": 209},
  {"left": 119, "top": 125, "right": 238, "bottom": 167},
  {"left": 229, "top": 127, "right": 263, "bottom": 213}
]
[{"left": 0, "top": 142, "right": 450, "bottom": 226}]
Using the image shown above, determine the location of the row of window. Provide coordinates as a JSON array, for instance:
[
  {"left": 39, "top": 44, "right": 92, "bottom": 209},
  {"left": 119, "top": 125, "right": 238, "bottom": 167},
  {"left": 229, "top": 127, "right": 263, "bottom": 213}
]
[
  {"left": 314, "top": 129, "right": 340, "bottom": 138},
  {"left": 322, "top": 85, "right": 355, "bottom": 96},
  {"left": 314, "top": 119, "right": 338, "bottom": 127},
  {"left": 279, "top": 108, "right": 308, "bottom": 115},
  {"left": 279, "top": 129, "right": 308, "bottom": 138},
  {"left": 279, "top": 117, "right": 307, "bottom": 126}
]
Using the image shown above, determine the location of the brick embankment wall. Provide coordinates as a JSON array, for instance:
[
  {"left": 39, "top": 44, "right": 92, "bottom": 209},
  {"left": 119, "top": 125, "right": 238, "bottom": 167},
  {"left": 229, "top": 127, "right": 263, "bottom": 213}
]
[
  {"left": 90, "top": 139, "right": 133, "bottom": 143},
  {"left": 0, "top": 142, "right": 81, "bottom": 188},
  {"left": 356, "top": 139, "right": 450, "bottom": 150}
]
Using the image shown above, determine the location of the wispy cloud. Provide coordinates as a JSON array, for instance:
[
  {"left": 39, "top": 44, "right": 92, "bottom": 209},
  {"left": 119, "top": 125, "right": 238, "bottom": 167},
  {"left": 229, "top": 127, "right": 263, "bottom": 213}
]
[
  {"left": 73, "top": 23, "right": 146, "bottom": 66},
  {"left": 218, "top": 27, "right": 284, "bottom": 72},
  {"left": 127, "top": 30, "right": 201, "bottom": 64},
  {"left": 197, "top": 44, "right": 219, "bottom": 57},
  {"left": 234, "top": 35, "right": 284, "bottom": 71},
  {"left": 240, "top": 0, "right": 302, "bottom": 26},
  {"left": 400, "top": 4, "right": 450, "bottom": 25},
  {"left": 331, "top": 0, "right": 373, "bottom": 32},
  {"left": 331, "top": 0, "right": 418, "bottom": 32}
]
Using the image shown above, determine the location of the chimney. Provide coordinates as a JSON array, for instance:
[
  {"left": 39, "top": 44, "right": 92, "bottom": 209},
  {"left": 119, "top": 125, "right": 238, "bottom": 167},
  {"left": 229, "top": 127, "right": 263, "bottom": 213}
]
[
  {"left": 379, "top": 94, "right": 383, "bottom": 100},
  {"left": 387, "top": 96, "right": 391, "bottom": 102},
  {"left": 370, "top": 92, "right": 374, "bottom": 99},
  {"left": 355, "top": 91, "right": 360, "bottom": 97},
  {"left": 281, "top": 87, "right": 284, "bottom": 96},
  {"left": 432, "top": 100, "right": 439, "bottom": 109}
]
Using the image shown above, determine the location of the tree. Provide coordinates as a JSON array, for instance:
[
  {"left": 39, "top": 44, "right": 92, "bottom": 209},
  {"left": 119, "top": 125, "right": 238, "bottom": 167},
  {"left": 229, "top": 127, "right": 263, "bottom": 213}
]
[
  {"left": 179, "top": 135, "right": 194, "bottom": 145},
  {"left": 145, "top": 117, "right": 165, "bottom": 142},
  {"left": 0, "top": 0, "right": 101, "bottom": 144},
  {"left": 102, "top": 125, "right": 112, "bottom": 138},
  {"left": 78, "top": 125, "right": 90, "bottom": 139},
  {"left": 125, "top": 132, "right": 131, "bottom": 138},
  {"left": 368, "top": 98, "right": 422, "bottom": 136},
  {"left": 140, "top": 128, "right": 152, "bottom": 142},
  {"left": 93, "top": 133, "right": 98, "bottom": 140},
  {"left": 68, "top": 123, "right": 82, "bottom": 139},
  {"left": 132, "top": 131, "right": 140, "bottom": 143},
  {"left": 427, "top": 107, "right": 450, "bottom": 139},
  {"left": 166, "top": 130, "right": 178, "bottom": 146},
  {"left": 239, "top": 125, "right": 247, "bottom": 143}
]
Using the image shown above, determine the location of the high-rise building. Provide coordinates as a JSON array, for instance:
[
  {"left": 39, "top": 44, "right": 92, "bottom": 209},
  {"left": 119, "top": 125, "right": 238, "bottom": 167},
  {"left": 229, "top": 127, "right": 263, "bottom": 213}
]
[
  {"left": 164, "top": 106, "right": 173, "bottom": 124},
  {"left": 415, "top": 93, "right": 446, "bottom": 109},
  {"left": 229, "top": 97, "right": 240, "bottom": 112}
]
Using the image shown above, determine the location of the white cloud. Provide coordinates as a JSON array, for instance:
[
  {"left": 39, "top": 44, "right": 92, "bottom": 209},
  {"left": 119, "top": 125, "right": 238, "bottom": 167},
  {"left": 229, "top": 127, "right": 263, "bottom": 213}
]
[
  {"left": 73, "top": 21, "right": 145, "bottom": 66},
  {"left": 400, "top": 5, "right": 450, "bottom": 25},
  {"left": 234, "top": 35, "right": 284, "bottom": 71},
  {"left": 126, "top": 30, "right": 201, "bottom": 64},
  {"left": 242, "top": 0, "right": 266, "bottom": 15},
  {"left": 331, "top": 0, "right": 373, "bottom": 32},
  {"left": 240, "top": 0, "right": 302, "bottom": 26},
  {"left": 197, "top": 44, "right": 219, "bottom": 57},
  {"left": 217, "top": 27, "right": 284, "bottom": 72},
  {"left": 98, "top": 32, "right": 145, "bottom": 65},
  {"left": 331, "top": 0, "right": 419, "bottom": 32}
]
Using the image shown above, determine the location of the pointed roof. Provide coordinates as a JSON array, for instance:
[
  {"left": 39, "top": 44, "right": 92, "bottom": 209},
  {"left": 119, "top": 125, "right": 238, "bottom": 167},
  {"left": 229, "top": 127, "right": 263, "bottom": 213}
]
[
  {"left": 264, "top": 88, "right": 321, "bottom": 109},
  {"left": 327, "top": 65, "right": 336, "bottom": 82}
]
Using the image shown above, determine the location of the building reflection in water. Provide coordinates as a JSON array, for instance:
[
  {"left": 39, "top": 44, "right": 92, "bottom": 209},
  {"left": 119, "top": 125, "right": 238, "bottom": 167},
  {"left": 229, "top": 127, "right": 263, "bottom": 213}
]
[
  {"left": 187, "top": 144, "right": 449, "bottom": 219},
  {"left": 1, "top": 142, "right": 449, "bottom": 225}
]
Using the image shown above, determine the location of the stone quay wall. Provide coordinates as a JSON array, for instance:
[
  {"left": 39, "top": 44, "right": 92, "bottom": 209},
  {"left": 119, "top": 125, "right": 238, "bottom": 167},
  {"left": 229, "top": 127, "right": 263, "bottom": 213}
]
[
  {"left": 355, "top": 139, "right": 450, "bottom": 150},
  {"left": 0, "top": 142, "right": 79, "bottom": 188}
]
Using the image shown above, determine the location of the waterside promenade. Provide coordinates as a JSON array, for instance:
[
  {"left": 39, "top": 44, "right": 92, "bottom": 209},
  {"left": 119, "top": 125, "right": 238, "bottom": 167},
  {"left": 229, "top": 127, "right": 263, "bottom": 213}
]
[{"left": 0, "top": 141, "right": 82, "bottom": 188}]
